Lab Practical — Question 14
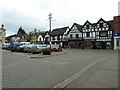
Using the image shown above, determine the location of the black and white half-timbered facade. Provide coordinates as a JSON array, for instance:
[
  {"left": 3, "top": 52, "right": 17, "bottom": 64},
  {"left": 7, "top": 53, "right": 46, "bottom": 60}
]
[
  {"left": 82, "top": 18, "right": 113, "bottom": 49},
  {"left": 67, "top": 23, "right": 82, "bottom": 48},
  {"left": 51, "top": 27, "right": 69, "bottom": 48},
  {"left": 95, "top": 18, "right": 113, "bottom": 49},
  {"left": 82, "top": 21, "right": 96, "bottom": 48}
]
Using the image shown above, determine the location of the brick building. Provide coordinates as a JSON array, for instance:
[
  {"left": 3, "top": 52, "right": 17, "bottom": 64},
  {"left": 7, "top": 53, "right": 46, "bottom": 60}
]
[{"left": 113, "top": 16, "right": 120, "bottom": 49}]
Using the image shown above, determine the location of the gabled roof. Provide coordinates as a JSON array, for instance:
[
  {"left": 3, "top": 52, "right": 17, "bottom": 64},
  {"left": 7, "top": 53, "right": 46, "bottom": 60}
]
[
  {"left": 38, "top": 31, "right": 47, "bottom": 38},
  {"left": 5, "top": 34, "right": 17, "bottom": 41},
  {"left": 51, "top": 27, "right": 69, "bottom": 36},
  {"left": 95, "top": 18, "right": 110, "bottom": 25},
  {"left": 67, "top": 23, "right": 82, "bottom": 35},
  {"left": 82, "top": 20, "right": 92, "bottom": 27},
  {"left": 74, "top": 23, "right": 82, "bottom": 31}
]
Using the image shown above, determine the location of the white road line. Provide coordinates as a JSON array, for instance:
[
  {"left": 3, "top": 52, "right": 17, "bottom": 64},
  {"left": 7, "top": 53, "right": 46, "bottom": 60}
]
[{"left": 52, "top": 56, "right": 107, "bottom": 88}]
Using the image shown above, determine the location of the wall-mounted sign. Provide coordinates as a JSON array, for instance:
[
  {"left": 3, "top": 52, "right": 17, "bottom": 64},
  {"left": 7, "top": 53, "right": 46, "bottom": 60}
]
[{"left": 114, "top": 32, "right": 120, "bottom": 36}]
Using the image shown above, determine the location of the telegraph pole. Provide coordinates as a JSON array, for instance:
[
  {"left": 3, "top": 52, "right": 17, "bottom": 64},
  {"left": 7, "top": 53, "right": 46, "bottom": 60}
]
[{"left": 48, "top": 13, "right": 52, "bottom": 49}]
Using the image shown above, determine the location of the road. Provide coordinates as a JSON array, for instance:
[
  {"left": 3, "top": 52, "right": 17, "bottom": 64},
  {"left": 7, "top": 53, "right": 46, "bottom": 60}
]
[{"left": 2, "top": 49, "right": 118, "bottom": 88}]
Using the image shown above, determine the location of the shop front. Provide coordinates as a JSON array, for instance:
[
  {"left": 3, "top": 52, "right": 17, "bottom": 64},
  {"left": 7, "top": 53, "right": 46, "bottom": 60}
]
[
  {"left": 96, "top": 39, "right": 113, "bottom": 49},
  {"left": 114, "top": 32, "right": 120, "bottom": 49}
]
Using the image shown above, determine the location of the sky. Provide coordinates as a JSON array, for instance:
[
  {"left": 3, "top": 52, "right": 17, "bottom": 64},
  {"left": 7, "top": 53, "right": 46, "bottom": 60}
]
[{"left": 0, "top": 0, "right": 120, "bottom": 36}]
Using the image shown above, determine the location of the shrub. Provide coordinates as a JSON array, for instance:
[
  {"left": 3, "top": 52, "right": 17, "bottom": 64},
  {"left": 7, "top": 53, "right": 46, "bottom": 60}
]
[{"left": 42, "top": 48, "right": 51, "bottom": 55}]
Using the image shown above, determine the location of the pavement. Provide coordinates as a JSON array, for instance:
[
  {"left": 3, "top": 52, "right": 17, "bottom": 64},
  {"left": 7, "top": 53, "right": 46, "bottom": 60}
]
[
  {"left": 55, "top": 50, "right": 118, "bottom": 88},
  {"left": 2, "top": 48, "right": 118, "bottom": 89}
]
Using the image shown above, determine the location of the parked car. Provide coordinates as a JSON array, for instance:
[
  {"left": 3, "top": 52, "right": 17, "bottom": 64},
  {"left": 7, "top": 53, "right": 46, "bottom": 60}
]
[
  {"left": 20, "top": 42, "right": 31, "bottom": 45},
  {"left": 40, "top": 44, "right": 50, "bottom": 51},
  {"left": 24, "top": 44, "right": 35, "bottom": 53},
  {"left": 31, "top": 44, "right": 50, "bottom": 54},
  {"left": 31, "top": 45, "right": 42, "bottom": 54},
  {"left": 11, "top": 43, "right": 20, "bottom": 52},
  {"left": 51, "top": 44, "right": 62, "bottom": 52},
  {"left": 16, "top": 44, "right": 27, "bottom": 52},
  {"left": 1, "top": 43, "right": 10, "bottom": 49}
]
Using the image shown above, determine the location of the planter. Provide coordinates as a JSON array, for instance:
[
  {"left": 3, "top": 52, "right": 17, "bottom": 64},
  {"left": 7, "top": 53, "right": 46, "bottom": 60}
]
[{"left": 42, "top": 48, "right": 51, "bottom": 55}]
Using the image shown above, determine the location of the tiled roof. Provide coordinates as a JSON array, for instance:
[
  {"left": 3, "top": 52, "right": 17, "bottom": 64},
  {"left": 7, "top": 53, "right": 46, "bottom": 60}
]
[
  {"left": 82, "top": 20, "right": 92, "bottom": 27},
  {"left": 51, "top": 27, "right": 69, "bottom": 36},
  {"left": 107, "top": 20, "right": 113, "bottom": 26},
  {"left": 74, "top": 23, "right": 82, "bottom": 32},
  {"left": 67, "top": 23, "right": 82, "bottom": 35}
]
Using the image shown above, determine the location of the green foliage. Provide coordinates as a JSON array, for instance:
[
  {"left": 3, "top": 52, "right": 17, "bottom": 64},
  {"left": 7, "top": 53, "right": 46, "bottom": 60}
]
[{"left": 42, "top": 48, "right": 51, "bottom": 55}]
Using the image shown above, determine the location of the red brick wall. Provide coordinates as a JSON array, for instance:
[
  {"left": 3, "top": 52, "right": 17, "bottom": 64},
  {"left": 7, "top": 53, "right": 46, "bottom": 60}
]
[{"left": 113, "top": 16, "right": 120, "bottom": 32}]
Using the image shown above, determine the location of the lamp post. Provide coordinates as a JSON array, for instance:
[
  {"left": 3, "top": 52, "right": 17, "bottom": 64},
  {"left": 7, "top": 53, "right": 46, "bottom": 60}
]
[{"left": 48, "top": 13, "right": 52, "bottom": 49}]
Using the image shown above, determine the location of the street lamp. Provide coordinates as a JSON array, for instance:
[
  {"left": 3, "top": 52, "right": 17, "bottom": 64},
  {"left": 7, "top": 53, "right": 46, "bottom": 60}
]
[{"left": 48, "top": 13, "right": 52, "bottom": 49}]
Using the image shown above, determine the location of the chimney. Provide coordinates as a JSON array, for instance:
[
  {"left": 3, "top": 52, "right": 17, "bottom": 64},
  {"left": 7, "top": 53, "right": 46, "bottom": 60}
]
[
  {"left": 1, "top": 24, "right": 4, "bottom": 29},
  {"left": 113, "top": 16, "right": 120, "bottom": 32},
  {"left": 34, "top": 29, "right": 37, "bottom": 33}
]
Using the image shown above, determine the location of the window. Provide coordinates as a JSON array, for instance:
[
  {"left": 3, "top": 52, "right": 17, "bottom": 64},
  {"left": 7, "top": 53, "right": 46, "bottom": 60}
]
[
  {"left": 75, "top": 34, "right": 79, "bottom": 38},
  {"left": 117, "top": 40, "right": 119, "bottom": 46},
  {"left": 93, "top": 32, "right": 95, "bottom": 38},
  {"left": 52, "top": 36, "right": 55, "bottom": 40},
  {"left": 99, "top": 31, "right": 108, "bottom": 37},
  {"left": 86, "top": 32, "right": 90, "bottom": 37},
  {"left": 70, "top": 34, "right": 73, "bottom": 38},
  {"left": 83, "top": 33, "right": 85, "bottom": 37},
  {"left": 57, "top": 36, "right": 60, "bottom": 40},
  {"left": 86, "top": 25, "right": 89, "bottom": 29},
  {"left": 103, "top": 23, "right": 106, "bottom": 27},
  {"left": 102, "top": 28, "right": 105, "bottom": 30},
  {"left": 110, "top": 31, "right": 112, "bottom": 34},
  {"left": 100, "top": 23, "right": 103, "bottom": 28},
  {"left": 39, "top": 38, "right": 41, "bottom": 41}
]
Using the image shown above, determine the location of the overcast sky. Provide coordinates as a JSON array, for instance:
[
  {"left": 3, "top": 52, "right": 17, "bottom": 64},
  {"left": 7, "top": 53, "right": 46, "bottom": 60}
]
[{"left": 0, "top": 0, "right": 119, "bottom": 36}]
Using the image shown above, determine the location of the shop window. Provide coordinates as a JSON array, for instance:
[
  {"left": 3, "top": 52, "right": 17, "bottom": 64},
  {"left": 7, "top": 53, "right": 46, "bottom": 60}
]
[{"left": 117, "top": 41, "right": 119, "bottom": 46}]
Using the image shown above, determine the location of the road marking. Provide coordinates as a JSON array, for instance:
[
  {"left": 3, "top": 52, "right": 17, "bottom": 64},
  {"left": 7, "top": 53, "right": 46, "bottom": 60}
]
[{"left": 52, "top": 56, "right": 107, "bottom": 89}]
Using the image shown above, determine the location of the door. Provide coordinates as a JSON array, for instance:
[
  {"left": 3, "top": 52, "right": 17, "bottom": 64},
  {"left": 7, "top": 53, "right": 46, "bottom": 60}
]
[{"left": 116, "top": 38, "right": 120, "bottom": 49}]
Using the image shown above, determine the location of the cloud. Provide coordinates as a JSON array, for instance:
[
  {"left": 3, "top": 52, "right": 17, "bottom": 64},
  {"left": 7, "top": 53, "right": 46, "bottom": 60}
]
[{"left": 0, "top": 0, "right": 119, "bottom": 36}]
